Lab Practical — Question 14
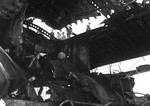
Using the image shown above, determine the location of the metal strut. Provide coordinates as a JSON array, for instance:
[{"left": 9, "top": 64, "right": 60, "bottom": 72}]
[{"left": 23, "top": 20, "right": 57, "bottom": 40}]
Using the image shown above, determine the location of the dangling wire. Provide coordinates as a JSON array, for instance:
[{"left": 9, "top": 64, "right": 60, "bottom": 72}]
[
  {"left": 114, "top": 72, "right": 126, "bottom": 104},
  {"left": 128, "top": 58, "right": 142, "bottom": 71},
  {"left": 118, "top": 64, "right": 122, "bottom": 72},
  {"left": 109, "top": 64, "right": 112, "bottom": 74},
  {"left": 142, "top": 56, "right": 145, "bottom": 61}
]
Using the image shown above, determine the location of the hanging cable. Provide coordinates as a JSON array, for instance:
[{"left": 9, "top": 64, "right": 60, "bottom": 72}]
[
  {"left": 128, "top": 58, "right": 142, "bottom": 71},
  {"left": 109, "top": 64, "right": 112, "bottom": 74},
  {"left": 118, "top": 64, "right": 122, "bottom": 72}
]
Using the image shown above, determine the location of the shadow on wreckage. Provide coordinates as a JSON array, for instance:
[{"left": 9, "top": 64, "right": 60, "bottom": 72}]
[{"left": 0, "top": 0, "right": 150, "bottom": 106}]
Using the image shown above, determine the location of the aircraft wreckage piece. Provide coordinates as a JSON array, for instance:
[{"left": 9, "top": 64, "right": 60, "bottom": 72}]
[
  {"left": 0, "top": 0, "right": 26, "bottom": 19},
  {"left": 47, "top": 58, "right": 136, "bottom": 106},
  {"left": 0, "top": 0, "right": 27, "bottom": 48},
  {"left": 125, "top": 64, "right": 150, "bottom": 76},
  {"left": 12, "top": 34, "right": 135, "bottom": 105},
  {"left": 0, "top": 0, "right": 41, "bottom": 101},
  {"left": 0, "top": 0, "right": 29, "bottom": 98},
  {"left": 17, "top": 25, "right": 138, "bottom": 106},
  {"left": 0, "top": 46, "right": 27, "bottom": 97}
]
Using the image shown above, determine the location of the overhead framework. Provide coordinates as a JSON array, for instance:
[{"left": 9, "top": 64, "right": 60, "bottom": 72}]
[
  {"left": 66, "top": 4, "right": 150, "bottom": 69},
  {"left": 23, "top": 20, "right": 57, "bottom": 40},
  {"left": 24, "top": 0, "right": 150, "bottom": 69},
  {"left": 25, "top": 0, "right": 100, "bottom": 29}
]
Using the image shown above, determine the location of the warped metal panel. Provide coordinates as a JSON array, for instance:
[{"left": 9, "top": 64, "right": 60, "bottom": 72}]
[{"left": 66, "top": 9, "right": 150, "bottom": 69}]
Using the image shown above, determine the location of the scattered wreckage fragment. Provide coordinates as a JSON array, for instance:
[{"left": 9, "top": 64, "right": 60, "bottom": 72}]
[
  {"left": 0, "top": 0, "right": 29, "bottom": 98},
  {"left": 45, "top": 58, "right": 135, "bottom": 106}
]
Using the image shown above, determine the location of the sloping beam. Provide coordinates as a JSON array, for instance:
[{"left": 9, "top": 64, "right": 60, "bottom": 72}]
[{"left": 126, "top": 65, "right": 150, "bottom": 76}]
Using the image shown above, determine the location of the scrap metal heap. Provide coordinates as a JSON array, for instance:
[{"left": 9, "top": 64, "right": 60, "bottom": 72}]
[{"left": 1, "top": 0, "right": 150, "bottom": 106}]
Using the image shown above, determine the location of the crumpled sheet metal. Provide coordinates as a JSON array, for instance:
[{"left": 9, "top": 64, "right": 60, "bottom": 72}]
[{"left": 0, "top": 0, "right": 25, "bottom": 19}]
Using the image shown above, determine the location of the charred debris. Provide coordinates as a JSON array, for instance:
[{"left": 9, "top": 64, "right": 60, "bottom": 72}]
[{"left": 1, "top": 0, "right": 150, "bottom": 106}]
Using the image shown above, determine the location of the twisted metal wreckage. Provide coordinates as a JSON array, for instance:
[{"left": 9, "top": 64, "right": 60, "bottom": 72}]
[{"left": 1, "top": 0, "right": 150, "bottom": 106}]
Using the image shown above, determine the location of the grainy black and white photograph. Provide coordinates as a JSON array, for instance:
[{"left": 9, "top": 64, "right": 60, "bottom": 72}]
[{"left": 0, "top": 0, "right": 150, "bottom": 106}]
